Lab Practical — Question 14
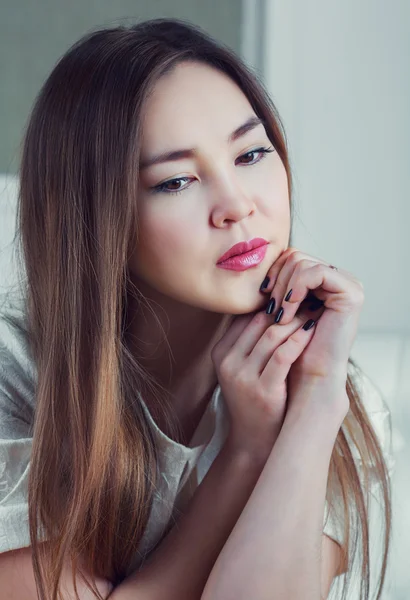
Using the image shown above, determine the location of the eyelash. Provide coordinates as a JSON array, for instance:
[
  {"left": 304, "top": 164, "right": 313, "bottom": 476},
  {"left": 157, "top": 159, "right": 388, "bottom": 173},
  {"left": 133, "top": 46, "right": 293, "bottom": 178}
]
[{"left": 150, "top": 146, "right": 275, "bottom": 196}]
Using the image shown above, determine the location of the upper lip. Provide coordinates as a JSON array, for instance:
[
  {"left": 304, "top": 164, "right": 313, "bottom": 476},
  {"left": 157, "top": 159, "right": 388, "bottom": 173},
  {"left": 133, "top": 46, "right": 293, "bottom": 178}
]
[{"left": 217, "top": 238, "right": 269, "bottom": 264}]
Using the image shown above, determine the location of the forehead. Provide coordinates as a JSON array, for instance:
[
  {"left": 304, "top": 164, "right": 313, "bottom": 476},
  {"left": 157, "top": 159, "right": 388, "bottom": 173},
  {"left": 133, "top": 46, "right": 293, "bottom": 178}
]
[{"left": 140, "top": 62, "right": 256, "bottom": 146}]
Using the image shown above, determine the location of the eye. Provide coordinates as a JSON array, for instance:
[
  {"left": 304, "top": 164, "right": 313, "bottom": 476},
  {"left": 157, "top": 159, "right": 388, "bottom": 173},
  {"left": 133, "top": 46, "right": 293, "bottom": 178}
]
[
  {"left": 237, "top": 146, "right": 275, "bottom": 166},
  {"left": 150, "top": 146, "right": 275, "bottom": 196}
]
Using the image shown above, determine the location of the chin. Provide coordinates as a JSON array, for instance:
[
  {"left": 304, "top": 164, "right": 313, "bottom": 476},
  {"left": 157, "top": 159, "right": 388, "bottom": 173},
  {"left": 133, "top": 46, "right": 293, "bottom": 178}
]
[{"left": 222, "top": 294, "right": 268, "bottom": 316}]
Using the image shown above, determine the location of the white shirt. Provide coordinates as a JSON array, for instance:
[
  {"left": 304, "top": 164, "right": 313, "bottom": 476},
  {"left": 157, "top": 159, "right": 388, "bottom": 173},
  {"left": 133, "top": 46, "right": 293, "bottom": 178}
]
[{"left": 0, "top": 289, "right": 395, "bottom": 578}]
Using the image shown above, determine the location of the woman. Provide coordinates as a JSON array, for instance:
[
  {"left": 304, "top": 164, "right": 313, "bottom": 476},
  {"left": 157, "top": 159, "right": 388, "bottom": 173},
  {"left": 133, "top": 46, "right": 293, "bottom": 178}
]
[{"left": 0, "top": 17, "right": 393, "bottom": 600}]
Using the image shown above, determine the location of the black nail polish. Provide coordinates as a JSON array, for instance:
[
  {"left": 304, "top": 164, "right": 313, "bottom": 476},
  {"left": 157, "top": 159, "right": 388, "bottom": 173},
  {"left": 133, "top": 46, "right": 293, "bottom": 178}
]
[
  {"left": 266, "top": 298, "right": 276, "bottom": 314},
  {"left": 274, "top": 306, "right": 284, "bottom": 323},
  {"left": 302, "top": 319, "right": 316, "bottom": 331},
  {"left": 260, "top": 276, "right": 270, "bottom": 291},
  {"left": 284, "top": 289, "right": 293, "bottom": 302}
]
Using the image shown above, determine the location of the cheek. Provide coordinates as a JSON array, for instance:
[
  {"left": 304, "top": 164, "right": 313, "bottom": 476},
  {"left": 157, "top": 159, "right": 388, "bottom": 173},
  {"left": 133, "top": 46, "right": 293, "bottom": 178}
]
[
  {"left": 264, "top": 163, "right": 290, "bottom": 218},
  {"left": 133, "top": 207, "right": 201, "bottom": 277}
]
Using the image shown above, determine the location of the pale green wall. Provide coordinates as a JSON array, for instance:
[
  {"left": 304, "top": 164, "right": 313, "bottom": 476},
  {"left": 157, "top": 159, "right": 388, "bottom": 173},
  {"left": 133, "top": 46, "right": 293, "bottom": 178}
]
[{"left": 0, "top": 1, "right": 242, "bottom": 173}]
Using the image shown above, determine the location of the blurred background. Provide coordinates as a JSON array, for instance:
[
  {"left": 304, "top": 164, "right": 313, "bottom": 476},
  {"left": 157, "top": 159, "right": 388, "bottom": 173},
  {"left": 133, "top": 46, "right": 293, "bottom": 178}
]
[{"left": 0, "top": 1, "right": 408, "bottom": 597}]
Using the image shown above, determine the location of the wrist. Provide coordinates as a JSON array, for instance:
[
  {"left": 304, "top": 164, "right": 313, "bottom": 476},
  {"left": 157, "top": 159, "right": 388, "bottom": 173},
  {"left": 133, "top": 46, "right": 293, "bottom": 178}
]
[
  {"left": 225, "top": 431, "right": 277, "bottom": 468},
  {"left": 285, "top": 390, "right": 347, "bottom": 440}
]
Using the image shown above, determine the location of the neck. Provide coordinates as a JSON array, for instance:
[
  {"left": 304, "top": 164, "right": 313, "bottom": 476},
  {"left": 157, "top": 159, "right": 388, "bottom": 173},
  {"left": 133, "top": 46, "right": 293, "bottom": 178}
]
[{"left": 124, "top": 285, "right": 233, "bottom": 444}]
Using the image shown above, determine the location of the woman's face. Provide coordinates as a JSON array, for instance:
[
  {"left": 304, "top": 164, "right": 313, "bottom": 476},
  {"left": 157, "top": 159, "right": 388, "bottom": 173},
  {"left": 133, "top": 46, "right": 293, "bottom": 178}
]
[{"left": 130, "top": 60, "right": 291, "bottom": 315}]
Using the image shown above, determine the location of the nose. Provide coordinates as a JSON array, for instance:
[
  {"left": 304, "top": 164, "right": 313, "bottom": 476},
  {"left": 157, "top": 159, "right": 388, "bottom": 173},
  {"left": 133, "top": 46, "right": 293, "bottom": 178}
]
[{"left": 210, "top": 173, "right": 256, "bottom": 227}]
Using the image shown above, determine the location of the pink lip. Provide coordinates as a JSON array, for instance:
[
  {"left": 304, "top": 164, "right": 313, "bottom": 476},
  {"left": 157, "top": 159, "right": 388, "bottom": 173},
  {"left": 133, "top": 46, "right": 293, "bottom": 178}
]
[
  {"left": 217, "top": 237, "right": 269, "bottom": 264},
  {"left": 216, "top": 244, "right": 269, "bottom": 271}
]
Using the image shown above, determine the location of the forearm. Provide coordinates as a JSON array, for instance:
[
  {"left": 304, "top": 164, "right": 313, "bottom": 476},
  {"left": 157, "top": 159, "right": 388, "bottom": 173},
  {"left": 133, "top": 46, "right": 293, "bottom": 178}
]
[
  {"left": 201, "top": 407, "right": 342, "bottom": 600},
  {"left": 110, "top": 435, "right": 270, "bottom": 600}
]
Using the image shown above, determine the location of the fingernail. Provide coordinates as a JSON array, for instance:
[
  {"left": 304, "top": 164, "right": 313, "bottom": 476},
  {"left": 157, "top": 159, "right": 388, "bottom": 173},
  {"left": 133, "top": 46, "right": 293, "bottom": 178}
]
[
  {"left": 260, "top": 276, "right": 270, "bottom": 291},
  {"left": 274, "top": 306, "right": 284, "bottom": 323},
  {"left": 302, "top": 319, "right": 316, "bottom": 331},
  {"left": 266, "top": 297, "right": 276, "bottom": 314},
  {"left": 284, "top": 289, "right": 293, "bottom": 302}
]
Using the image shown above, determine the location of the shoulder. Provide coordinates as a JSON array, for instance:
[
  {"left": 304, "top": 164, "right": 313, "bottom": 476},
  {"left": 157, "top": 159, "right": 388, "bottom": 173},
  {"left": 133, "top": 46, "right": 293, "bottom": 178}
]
[
  {"left": 0, "top": 289, "right": 31, "bottom": 352},
  {"left": 0, "top": 289, "right": 36, "bottom": 435},
  {"left": 0, "top": 290, "right": 36, "bottom": 554}
]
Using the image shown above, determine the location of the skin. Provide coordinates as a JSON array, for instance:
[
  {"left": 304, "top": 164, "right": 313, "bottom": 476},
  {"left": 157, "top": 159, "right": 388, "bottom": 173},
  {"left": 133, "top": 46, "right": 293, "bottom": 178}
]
[
  {"left": 127, "top": 60, "right": 291, "bottom": 442},
  {"left": 126, "top": 60, "right": 346, "bottom": 594}
]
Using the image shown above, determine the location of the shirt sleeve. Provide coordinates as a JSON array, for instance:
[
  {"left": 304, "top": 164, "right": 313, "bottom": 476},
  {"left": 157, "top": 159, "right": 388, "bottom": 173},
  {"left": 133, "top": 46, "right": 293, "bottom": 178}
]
[
  {"left": 322, "top": 365, "right": 396, "bottom": 547},
  {"left": 0, "top": 291, "right": 37, "bottom": 553}
]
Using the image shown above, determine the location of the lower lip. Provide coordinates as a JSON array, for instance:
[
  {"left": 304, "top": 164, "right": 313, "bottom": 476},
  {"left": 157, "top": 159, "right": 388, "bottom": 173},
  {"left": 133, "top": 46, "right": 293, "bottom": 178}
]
[{"left": 217, "top": 244, "right": 269, "bottom": 271}]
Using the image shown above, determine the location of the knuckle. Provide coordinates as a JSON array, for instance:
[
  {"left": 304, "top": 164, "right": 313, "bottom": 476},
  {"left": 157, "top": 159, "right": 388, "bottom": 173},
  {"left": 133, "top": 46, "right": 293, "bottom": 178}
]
[
  {"left": 355, "top": 294, "right": 365, "bottom": 308},
  {"left": 295, "top": 258, "right": 309, "bottom": 272},
  {"left": 286, "top": 247, "right": 299, "bottom": 258},
  {"left": 314, "top": 262, "right": 326, "bottom": 272},
  {"left": 287, "top": 250, "right": 301, "bottom": 267},
  {"left": 264, "top": 325, "right": 280, "bottom": 343},
  {"left": 273, "top": 344, "right": 291, "bottom": 366},
  {"left": 235, "top": 369, "right": 254, "bottom": 393},
  {"left": 253, "top": 311, "right": 268, "bottom": 327},
  {"left": 347, "top": 288, "right": 365, "bottom": 308},
  {"left": 218, "top": 355, "right": 234, "bottom": 378},
  {"left": 289, "top": 331, "right": 304, "bottom": 346},
  {"left": 253, "top": 386, "right": 272, "bottom": 406}
]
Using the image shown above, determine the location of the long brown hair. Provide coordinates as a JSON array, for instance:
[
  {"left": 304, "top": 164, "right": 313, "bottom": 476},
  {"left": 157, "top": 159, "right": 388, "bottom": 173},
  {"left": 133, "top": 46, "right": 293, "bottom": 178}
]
[{"left": 12, "top": 17, "right": 391, "bottom": 600}]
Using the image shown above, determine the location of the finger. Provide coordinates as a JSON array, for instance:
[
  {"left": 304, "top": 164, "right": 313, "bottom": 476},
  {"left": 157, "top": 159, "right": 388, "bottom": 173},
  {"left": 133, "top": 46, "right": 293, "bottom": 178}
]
[
  {"left": 281, "top": 261, "right": 356, "bottom": 324},
  {"left": 212, "top": 308, "right": 298, "bottom": 367},
  {"left": 225, "top": 309, "right": 307, "bottom": 370},
  {"left": 246, "top": 312, "right": 315, "bottom": 378},
  {"left": 260, "top": 247, "right": 332, "bottom": 297},
  {"left": 212, "top": 305, "right": 276, "bottom": 364},
  {"left": 229, "top": 300, "right": 311, "bottom": 365},
  {"left": 211, "top": 312, "right": 256, "bottom": 361},
  {"left": 260, "top": 319, "right": 316, "bottom": 385},
  {"left": 259, "top": 246, "right": 326, "bottom": 295},
  {"left": 213, "top": 289, "right": 276, "bottom": 355},
  {"left": 271, "top": 258, "right": 321, "bottom": 324},
  {"left": 259, "top": 246, "right": 298, "bottom": 294}
]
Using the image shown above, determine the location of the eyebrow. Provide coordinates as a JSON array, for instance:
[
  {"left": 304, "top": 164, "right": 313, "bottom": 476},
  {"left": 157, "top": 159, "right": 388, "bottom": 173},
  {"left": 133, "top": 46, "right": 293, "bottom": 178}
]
[{"left": 139, "top": 115, "right": 266, "bottom": 170}]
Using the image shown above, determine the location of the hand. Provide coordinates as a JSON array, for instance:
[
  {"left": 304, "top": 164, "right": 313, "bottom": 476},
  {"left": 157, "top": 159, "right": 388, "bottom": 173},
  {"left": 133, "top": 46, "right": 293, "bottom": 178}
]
[
  {"left": 211, "top": 301, "right": 319, "bottom": 460},
  {"left": 260, "top": 247, "right": 364, "bottom": 423}
]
